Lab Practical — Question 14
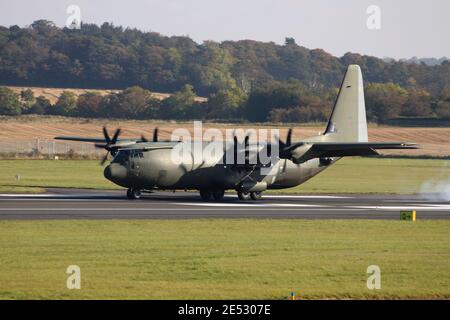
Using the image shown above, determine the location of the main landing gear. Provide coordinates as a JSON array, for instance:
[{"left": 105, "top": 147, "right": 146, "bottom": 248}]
[
  {"left": 200, "top": 190, "right": 225, "bottom": 201},
  {"left": 126, "top": 188, "right": 141, "bottom": 200},
  {"left": 237, "top": 191, "right": 262, "bottom": 200},
  {"left": 199, "top": 190, "right": 263, "bottom": 201}
]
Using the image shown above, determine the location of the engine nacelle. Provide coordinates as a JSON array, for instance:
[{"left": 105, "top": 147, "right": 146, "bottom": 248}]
[{"left": 290, "top": 144, "right": 315, "bottom": 164}]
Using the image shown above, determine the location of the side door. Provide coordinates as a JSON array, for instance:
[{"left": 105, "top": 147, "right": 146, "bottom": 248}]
[{"left": 129, "top": 150, "right": 144, "bottom": 177}]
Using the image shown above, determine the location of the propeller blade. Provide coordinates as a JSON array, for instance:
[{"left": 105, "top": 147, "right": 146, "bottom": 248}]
[
  {"left": 276, "top": 135, "right": 286, "bottom": 150},
  {"left": 140, "top": 135, "right": 148, "bottom": 142},
  {"left": 95, "top": 143, "right": 107, "bottom": 149},
  {"left": 244, "top": 135, "right": 249, "bottom": 164},
  {"left": 286, "top": 128, "right": 292, "bottom": 146},
  {"left": 153, "top": 128, "right": 159, "bottom": 142},
  {"left": 102, "top": 126, "right": 111, "bottom": 144},
  {"left": 100, "top": 152, "right": 109, "bottom": 166},
  {"left": 233, "top": 135, "right": 238, "bottom": 165},
  {"left": 274, "top": 133, "right": 291, "bottom": 159},
  {"left": 111, "top": 128, "right": 121, "bottom": 144},
  {"left": 244, "top": 135, "right": 249, "bottom": 147}
]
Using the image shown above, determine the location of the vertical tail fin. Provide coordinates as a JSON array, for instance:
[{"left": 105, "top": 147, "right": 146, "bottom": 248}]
[{"left": 324, "top": 65, "right": 368, "bottom": 142}]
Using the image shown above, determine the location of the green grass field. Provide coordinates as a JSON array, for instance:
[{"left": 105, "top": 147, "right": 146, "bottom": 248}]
[
  {"left": 0, "top": 157, "right": 448, "bottom": 194},
  {"left": 0, "top": 158, "right": 449, "bottom": 299},
  {"left": 0, "top": 219, "right": 448, "bottom": 299}
]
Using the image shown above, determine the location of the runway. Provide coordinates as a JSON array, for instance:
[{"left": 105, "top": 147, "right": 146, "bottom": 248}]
[{"left": 0, "top": 188, "right": 449, "bottom": 220}]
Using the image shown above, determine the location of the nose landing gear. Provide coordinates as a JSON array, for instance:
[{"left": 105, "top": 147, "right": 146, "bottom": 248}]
[
  {"left": 126, "top": 188, "right": 141, "bottom": 200},
  {"left": 237, "top": 191, "right": 251, "bottom": 200},
  {"left": 250, "top": 191, "right": 263, "bottom": 200}
]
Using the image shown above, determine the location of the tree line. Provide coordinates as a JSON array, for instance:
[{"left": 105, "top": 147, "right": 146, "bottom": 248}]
[
  {"left": 0, "top": 20, "right": 449, "bottom": 123},
  {"left": 2, "top": 81, "right": 448, "bottom": 123}
]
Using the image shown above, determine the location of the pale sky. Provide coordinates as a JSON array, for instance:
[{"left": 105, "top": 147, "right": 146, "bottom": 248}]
[{"left": 0, "top": 0, "right": 449, "bottom": 59}]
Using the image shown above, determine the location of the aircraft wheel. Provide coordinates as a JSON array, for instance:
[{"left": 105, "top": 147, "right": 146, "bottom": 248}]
[
  {"left": 212, "top": 190, "right": 225, "bottom": 200},
  {"left": 200, "top": 190, "right": 212, "bottom": 201},
  {"left": 250, "top": 191, "right": 263, "bottom": 200},
  {"left": 237, "top": 191, "right": 251, "bottom": 200},
  {"left": 127, "top": 188, "right": 141, "bottom": 200}
]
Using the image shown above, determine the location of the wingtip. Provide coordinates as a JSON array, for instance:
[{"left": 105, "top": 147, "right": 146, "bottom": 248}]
[{"left": 403, "top": 142, "right": 419, "bottom": 148}]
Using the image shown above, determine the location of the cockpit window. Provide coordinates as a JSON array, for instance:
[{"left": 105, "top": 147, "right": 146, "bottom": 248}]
[
  {"left": 112, "top": 150, "right": 143, "bottom": 164},
  {"left": 112, "top": 150, "right": 130, "bottom": 164}
]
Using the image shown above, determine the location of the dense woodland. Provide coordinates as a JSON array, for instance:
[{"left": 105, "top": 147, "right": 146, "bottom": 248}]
[{"left": 0, "top": 20, "right": 449, "bottom": 123}]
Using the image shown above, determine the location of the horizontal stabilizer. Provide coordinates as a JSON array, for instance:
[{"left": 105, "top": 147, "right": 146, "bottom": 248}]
[
  {"left": 309, "top": 142, "right": 418, "bottom": 150},
  {"left": 290, "top": 142, "right": 418, "bottom": 164}
]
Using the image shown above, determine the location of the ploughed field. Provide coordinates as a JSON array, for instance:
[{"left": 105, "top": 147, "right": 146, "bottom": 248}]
[{"left": 0, "top": 116, "right": 449, "bottom": 157}]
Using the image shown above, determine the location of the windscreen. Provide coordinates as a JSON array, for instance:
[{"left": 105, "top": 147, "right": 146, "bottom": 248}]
[{"left": 112, "top": 150, "right": 130, "bottom": 165}]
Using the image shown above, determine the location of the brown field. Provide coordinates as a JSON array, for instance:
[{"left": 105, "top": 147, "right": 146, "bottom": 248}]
[
  {"left": 5, "top": 86, "right": 207, "bottom": 104},
  {"left": 0, "top": 115, "right": 449, "bottom": 157}
]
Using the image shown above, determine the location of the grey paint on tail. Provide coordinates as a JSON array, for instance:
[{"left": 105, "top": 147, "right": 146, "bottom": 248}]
[{"left": 324, "top": 65, "right": 368, "bottom": 142}]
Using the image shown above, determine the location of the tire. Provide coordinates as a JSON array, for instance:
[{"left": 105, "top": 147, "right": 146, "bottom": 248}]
[
  {"left": 212, "top": 190, "right": 225, "bottom": 200},
  {"left": 250, "top": 191, "right": 263, "bottom": 200},
  {"left": 200, "top": 190, "right": 212, "bottom": 201},
  {"left": 127, "top": 188, "right": 141, "bottom": 200},
  {"left": 237, "top": 191, "right": 251, "bottom": 200}
]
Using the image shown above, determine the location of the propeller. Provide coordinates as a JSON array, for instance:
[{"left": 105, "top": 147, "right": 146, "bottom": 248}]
[
  {"left": 232, "top": 132, "right": 251, "bottom": 166},
  {"left": 233, "top": 134, "right": 238, "bottom": 165},
  {"left": 276, "top": 128, "right": 294, "bottom": 159},
  {"left": 95, "top": 126, "right": 122, "bottom": 165},
  {"left": 244, "top": 135, "right": 250, "bottom": 164},
  {"left": 140, "top": 128, "right": 159, "bottom": 143}
]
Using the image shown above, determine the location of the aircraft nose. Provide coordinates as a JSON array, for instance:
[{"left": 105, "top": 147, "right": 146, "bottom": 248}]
[{"left": 104, "top": 163, "right": 127, "bottom": 182}]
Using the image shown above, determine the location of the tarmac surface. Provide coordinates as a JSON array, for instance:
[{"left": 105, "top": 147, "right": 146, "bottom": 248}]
[{"left": 0, "top": 188, "right": 449, "bottom": 220}]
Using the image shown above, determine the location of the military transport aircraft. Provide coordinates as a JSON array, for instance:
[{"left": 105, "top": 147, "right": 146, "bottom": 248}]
[{"left": 55, "top": 65, "right": 417, "bottom": 201}]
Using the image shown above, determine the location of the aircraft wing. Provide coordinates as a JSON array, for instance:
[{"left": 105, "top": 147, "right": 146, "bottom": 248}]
[
  {"left": 55, "top": 136, "right": 179, "bottom": 150},
  {"left": 54, "top": 136, "right": 143, "bottom": 143},
  {"left": 121, "top": 143, "right": 177, "bottom": 150},
  {"left": 288, "top": 142, "right": 418, "bottom": 164},
  {"left": 54, "top": 136, "right": 110, "bottom": 143}
]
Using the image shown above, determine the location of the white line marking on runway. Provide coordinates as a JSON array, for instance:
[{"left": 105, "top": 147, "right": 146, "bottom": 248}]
[
  {"left": 352, "top": 205, "right": 450, "bottom": 211},
  {"left": 0, "top": 194, "right": 59, "bottom": 197},
  {"left": 0, "top": 194, "right": 114, "bottom": 199},
  {"left": 225, "top": 195, "right": 350, "bottom": 199},
  {"left": 175, "top": 202, "right": 325, "bottom": 207},
  {"left": 0, "top": 193, "right": 350, "bottom": 199},
  {"left": 0, "top": 208, "right": 359, "bottom": 212},
  {"left": 0, "top": 198, "right": 125, "bottom": 202}
]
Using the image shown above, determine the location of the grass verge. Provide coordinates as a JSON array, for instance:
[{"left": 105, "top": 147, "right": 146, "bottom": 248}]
[{"left": 0, "top": 219, "right": 448, "bottom": 299}]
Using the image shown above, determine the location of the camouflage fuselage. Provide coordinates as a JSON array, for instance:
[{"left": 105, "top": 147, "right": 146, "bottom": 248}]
[{"left": 104, "top": 141, "right": 337, "bottom": 191}]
